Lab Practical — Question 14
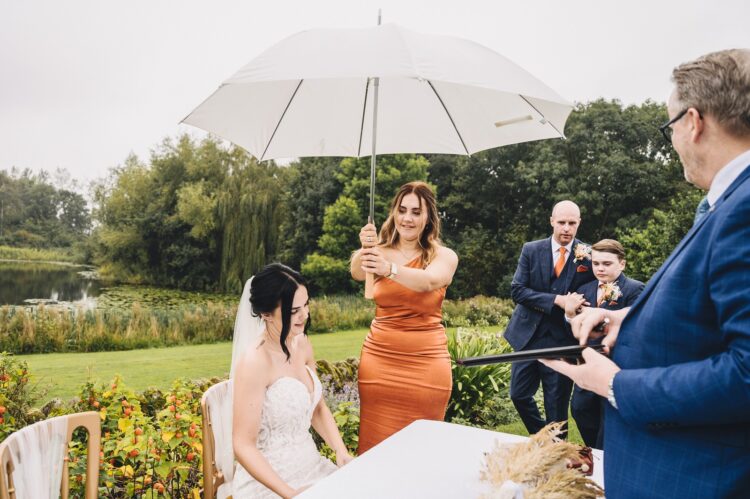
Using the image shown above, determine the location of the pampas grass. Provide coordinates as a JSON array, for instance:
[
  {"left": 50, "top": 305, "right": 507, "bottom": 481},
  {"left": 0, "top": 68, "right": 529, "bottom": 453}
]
[{"left": 481, "top": 422, "right": 604, "bottom": 499}]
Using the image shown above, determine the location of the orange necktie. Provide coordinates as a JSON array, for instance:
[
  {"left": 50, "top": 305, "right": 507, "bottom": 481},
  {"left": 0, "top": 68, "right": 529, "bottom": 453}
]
[
  {"left": 597, "top": 282, "right": 605, "bottom": 306},
  {"left": 554, "top": 247, "right": 566, "bottom": 277}
]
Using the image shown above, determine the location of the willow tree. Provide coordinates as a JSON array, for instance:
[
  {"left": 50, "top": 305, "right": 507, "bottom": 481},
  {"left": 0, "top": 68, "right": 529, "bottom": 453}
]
[{"left": 217, "top": 149, "right": 289, "bottom": 294}]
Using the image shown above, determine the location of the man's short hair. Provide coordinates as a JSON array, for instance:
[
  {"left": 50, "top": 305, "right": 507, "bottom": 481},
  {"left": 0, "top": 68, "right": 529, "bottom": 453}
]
[
  {"left": 592, "top": 239, "right": 626, "bottom": 261},
  {"left": 672, "top": 49, "right": 750, "bottom": 138}
]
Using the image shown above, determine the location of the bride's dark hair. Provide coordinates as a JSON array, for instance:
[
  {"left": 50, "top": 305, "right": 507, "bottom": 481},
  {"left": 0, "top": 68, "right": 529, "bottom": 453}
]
[{"left": 249, "top": 263, "right": 310, "bottom": 360}]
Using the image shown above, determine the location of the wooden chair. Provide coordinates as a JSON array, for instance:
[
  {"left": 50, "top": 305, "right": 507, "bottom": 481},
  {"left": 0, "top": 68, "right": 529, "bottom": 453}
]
[
  {"left": 0, "top": 411, "right": 100, "bottom": 499},
  {"left": 201, "top": 380, "right": 234, "bottom": 499}
]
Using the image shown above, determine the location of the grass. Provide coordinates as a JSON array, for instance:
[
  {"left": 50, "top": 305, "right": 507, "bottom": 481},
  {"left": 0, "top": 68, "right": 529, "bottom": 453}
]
[
  {"left": 0, "top": 245, "right": 81, "bottom": 263},
  {"left": 20, "top": 328, "right": 370, "bottom": 401},
  {"left": 20, "top": 326, "right": 503, "bottom": 402},
  {"left": 495, "top": 416, "right": 584, "bottom": 445}
]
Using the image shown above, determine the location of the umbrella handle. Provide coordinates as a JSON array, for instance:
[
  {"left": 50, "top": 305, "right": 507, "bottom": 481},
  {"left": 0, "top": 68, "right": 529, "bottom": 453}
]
[{"left": 364, "top": 272, "right": 375, "bottom": 299}]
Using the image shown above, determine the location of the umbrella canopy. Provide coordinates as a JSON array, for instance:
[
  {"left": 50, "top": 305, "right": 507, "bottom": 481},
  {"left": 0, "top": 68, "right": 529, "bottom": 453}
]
[{"left": 182, "top": 23, "right": 572, "bottom": 162}]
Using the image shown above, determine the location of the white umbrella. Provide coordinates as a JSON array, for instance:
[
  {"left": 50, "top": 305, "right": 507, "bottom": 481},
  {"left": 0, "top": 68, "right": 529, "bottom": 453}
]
[
  {"left": 183, "top": 23, "right": 571, "bottom": 162},
  {"left": 182, "top": 22, "right": 572, "bottom": 295}
]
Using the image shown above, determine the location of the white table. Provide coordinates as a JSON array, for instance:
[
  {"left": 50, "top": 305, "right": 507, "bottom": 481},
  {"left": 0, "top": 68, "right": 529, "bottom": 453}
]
[{"left": 300, "top": 419, "right": 604, "bottom": 498}]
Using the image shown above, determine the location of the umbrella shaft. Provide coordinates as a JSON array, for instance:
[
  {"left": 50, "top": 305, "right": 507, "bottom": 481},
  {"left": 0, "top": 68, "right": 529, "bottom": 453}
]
[{"left": 369, "top": 77, "right": 379, "bottom": 222}]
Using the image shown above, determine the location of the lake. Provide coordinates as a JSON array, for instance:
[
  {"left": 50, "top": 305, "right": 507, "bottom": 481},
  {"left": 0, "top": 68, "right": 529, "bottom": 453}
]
[{"left": 0, "top": 261, "right": 103, "bottom": 306}]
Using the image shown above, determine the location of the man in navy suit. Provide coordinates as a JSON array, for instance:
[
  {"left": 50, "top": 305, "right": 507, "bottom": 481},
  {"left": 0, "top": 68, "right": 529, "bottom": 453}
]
[
  {"left": 543, "top": 49, "right": 750, "bottom": 498},
  {"left": 563, "top": 239, "right": 644, "bottom": 448},
  {"left": 504, "top": 200, "right": 595, "bottom": 435}
]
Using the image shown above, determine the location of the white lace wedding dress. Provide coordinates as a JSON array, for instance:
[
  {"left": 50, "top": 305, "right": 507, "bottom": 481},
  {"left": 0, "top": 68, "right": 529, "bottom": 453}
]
[{"left": 232, "top": 365, "right": 338, "bottom": 498}]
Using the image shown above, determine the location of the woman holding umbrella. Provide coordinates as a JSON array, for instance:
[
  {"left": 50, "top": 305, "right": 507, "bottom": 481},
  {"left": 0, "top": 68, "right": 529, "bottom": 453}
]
[{"left": 351, "top": 181, "right": 458, "bottom": 453}]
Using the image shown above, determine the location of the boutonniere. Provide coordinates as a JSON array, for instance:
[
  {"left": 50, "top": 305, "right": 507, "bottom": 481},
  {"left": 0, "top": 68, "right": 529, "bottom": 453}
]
[
  {"left": 601, "top": 282, "right": 623, "bottom": 305},
  {"left": 573, "top": 243, "right": 591, "bottom": 263},
  {"left": 576, "top": 264, "right": 589, "bottom": 273}
]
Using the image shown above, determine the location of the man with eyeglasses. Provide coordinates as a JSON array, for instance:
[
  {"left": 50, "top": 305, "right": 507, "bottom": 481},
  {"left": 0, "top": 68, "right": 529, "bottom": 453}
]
[{"left": 542, "top": 49, "right": 750, "bottom": 498}]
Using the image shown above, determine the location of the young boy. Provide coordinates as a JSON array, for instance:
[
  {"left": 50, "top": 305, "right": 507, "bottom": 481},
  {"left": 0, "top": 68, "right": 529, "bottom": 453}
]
[{"left": 563, "top": 239, "right": 644, "bottom": 449}]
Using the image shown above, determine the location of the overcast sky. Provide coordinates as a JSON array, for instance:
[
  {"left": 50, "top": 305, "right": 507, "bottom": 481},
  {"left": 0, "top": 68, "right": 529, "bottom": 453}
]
[{"left": 2, "top": 0, "right": 748, "bottom": 186}]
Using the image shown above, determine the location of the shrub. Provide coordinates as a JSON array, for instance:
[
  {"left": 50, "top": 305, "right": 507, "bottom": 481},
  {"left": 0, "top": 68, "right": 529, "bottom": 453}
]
[
  {"left": 445, "top": 328, "right": 512, "bottom": 423},
  {"left": 443, "top": 295, "right": 514, "bottom": 328},
  {"left": 0, "top": 352, "right": 46, "bottom": 440},
  {"left": 301, "top": 253, "right": 358, "bottom": 295},
  {"left": 67, "top": 376, "right": 209, "bottom": 498}
]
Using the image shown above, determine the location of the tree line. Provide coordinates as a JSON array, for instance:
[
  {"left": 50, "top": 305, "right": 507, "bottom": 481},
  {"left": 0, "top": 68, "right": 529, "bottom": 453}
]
[
  {"left": 0, "top": 168, "right": 90, "bottom": 249},
  {"left": 2, "top": 99, "right": 702, "bottom": 298}
]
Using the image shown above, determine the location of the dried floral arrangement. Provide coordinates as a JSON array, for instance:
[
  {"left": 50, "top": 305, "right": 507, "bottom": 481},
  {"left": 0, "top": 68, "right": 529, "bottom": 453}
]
[{"left": 480, "top": 422, "right": 605, "bottom": 499}]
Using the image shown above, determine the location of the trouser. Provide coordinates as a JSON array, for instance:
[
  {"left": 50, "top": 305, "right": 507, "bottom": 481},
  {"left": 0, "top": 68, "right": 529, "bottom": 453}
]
[
  {"left": 572, "top": 385, "right": 605, "bottom": 449},
  {"left": 509, "top": 329, "right": 574, "bottom": 436}
]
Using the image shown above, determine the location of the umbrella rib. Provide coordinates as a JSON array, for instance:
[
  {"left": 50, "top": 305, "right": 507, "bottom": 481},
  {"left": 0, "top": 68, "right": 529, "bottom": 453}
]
[
  {"left": 519, "top": 95, "right": 565, "bottom": 138},
  {"left": 260, "top": 79, "right": 304, "bottom": 161},
  {"left": 427, "top": 81, "right": 470, "bottom": 156},
  {"left": 357, "top": 78, "right": 371, "bottom": 158}
]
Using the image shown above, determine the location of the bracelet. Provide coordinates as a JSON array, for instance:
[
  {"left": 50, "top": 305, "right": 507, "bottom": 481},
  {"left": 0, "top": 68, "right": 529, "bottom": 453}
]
[{"left": 607, "top": 373, "right": 619, "bottom": 410}]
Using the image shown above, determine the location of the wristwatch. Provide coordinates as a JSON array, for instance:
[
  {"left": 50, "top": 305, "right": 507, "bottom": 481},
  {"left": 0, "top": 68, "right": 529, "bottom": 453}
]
[
  {"left": 607, "top": 373, "right": 619, "bottom": 410},
  {"left": 386, "top": 262, "right": 398, "bottom": 280}
]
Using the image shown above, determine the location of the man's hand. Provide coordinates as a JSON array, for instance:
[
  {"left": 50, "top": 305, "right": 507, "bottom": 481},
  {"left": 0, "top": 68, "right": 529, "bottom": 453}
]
[
  {"left": 563, "top": 292, "right": 588, "bottom": 318},
  {"left": 570, "top": 307, "right": 629, "bottom": 351},
  {"left": 540, "top": 348, "right": 620, "bottom": 397}
]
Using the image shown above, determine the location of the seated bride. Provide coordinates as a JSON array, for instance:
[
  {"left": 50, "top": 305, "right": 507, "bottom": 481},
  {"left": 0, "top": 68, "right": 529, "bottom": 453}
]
[{"left": 231, "top": 263, "right": 353, "bottom": 498}]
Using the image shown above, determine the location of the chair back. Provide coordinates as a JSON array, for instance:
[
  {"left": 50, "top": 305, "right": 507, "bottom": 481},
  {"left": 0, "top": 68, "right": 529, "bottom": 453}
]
[
  {"left": 0, "top": 411, "right": 100, "bottom": 499},
  {"left": 201, "top": 379, "right": 234, "bottom": 499}
]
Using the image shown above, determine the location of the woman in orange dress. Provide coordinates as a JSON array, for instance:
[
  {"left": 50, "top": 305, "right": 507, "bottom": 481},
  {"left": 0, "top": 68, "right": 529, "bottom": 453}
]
[{"left": 351, "top": 181, "right": 459, "bottom": 454}]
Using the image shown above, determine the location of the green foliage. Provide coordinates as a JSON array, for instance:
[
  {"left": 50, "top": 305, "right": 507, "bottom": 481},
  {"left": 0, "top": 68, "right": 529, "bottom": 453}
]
[
  {"left": 0, "top": 303, "right": 236, "bottom": 354},
  {"left": 216, "top": 150, "right": 290, "bottom": 294},
  {"left": 301, "top": 154, "right": 430, "bottom": 294},
  {"left": 301, "top": 253, "right": 358, "bottom": 296},
  {"left": 0, "top": 353, "right": 46, "bottom": 440},
  {"left": 336, "top": 154, "right": 430, "bottom": 222},
  {"left": 618, "top": 188, "right": 703, "bottom": 282},
  {"left": 175, "top": 181, "right": 217, "bottom": 239},
  {"left": 67, "top": 376, "right": 206, "bottom": 497},
  {"left": 445, "top": 328, "right": 512, "bottom": 423},
  {"left": 3, "top": 361, "right": 360, "bottom": 497},
  {"left": 0, "top": 168, "right": 91, "bottom": 249},
  {"left": 1, "top": 291, "right": 515, "bottom": 355},
  {"left": 431, "top": 99, "right": 684, "bottom": 297},
  {"left": 91, "top": 136, "right": 289, "bottom": 293},
  {"left": 443, "top": 295, "right": 514, "bottom": 328},
  {"left": 278, "top": 157, "right": 343, "bottom": 270},
  {"left": 0, "top": 245, "right": 82, "bottom": 263},
  {"left": 318, "top": 196, "right": 362, "bottom": 259},
  {"left": 316, "top": 358, "right": 360, "bottom": 457},
  {"left": 309, "top": 296, "right": 373, "bottom": 333}
]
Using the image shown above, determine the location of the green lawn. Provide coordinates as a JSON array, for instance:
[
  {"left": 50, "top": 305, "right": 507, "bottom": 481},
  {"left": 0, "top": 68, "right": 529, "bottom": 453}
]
[
  {"left": 20, "top": 328, "right": 370, "bottom": 401},
  {"left": 19, "top": 325, "right": 584, "bottom": 444},
  {"left": 21, "top": 326, "right": 504, "bottom": 401}
]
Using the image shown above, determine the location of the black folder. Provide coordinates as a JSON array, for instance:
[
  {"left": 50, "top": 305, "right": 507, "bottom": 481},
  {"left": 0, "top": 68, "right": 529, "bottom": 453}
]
[{"left": 456, "top": 344, "right": 607, "bottom": 366}]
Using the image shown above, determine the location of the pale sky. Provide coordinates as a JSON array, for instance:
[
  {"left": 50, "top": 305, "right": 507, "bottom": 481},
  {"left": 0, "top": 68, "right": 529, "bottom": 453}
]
[{"left": 1, "top": 0, "right": 748, "bottom": 186}]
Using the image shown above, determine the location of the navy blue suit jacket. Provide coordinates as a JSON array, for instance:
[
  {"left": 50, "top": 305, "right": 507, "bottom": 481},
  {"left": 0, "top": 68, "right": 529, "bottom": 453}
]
[
  {"left": 604, "top": 164, "right": 750, "bottom": 498},
  {"left": 576, "top": 273, "right": 644, "bottom": 314},
  {"left": 505, "top": 237, "right": 596, "bottom": 351}
]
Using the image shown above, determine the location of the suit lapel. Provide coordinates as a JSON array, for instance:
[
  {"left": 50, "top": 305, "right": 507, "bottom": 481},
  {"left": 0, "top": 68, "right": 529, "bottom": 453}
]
[
  {"left": 629, "top": 164, "right": 750, "bottom": 315},
  {"left": 540, "top": 237, "right": 553, "bottom": 289},
  {"left": 562, "top": 239, "right": 581, "bottom": 291}
]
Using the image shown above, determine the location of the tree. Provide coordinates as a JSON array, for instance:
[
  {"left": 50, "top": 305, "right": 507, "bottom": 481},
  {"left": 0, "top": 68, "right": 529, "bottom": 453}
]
[
  {"left": 617, "top": 188, "right": 703, "bottom": 282},
  {"left": 429, "top": 99, "right": 685, "bottom": 298},
  {"left": 302, "top": 155, "right": 430, "bottom": 295}
]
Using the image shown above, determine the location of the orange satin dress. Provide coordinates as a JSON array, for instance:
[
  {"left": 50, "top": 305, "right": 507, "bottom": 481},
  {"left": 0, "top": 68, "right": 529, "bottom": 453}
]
[{"left": 357, "top": 256, "right": 452, "bottom": 454}]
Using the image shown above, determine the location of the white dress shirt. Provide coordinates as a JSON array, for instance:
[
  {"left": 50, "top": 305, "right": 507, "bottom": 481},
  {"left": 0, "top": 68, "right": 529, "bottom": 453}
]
[
  {"left": 706, "top": 149, "right": 750, "bottom": 207},
  {"left": 551, "top": 238, "right": 573, "bottom": 268}
]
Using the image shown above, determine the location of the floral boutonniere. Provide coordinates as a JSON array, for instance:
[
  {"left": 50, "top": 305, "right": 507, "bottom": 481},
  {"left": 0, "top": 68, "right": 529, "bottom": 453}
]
[
  {"left": 573, "top": 243, "right": 591, "bottom": 262},
  {"left": 601, "top": 282, "right": 623, "bottom": 305}
]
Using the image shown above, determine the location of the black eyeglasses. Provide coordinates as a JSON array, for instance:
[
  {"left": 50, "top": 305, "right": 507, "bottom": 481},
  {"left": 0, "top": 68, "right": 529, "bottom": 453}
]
[{"left": 659, "top": 109, "right": 689, "bottom": 143}]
